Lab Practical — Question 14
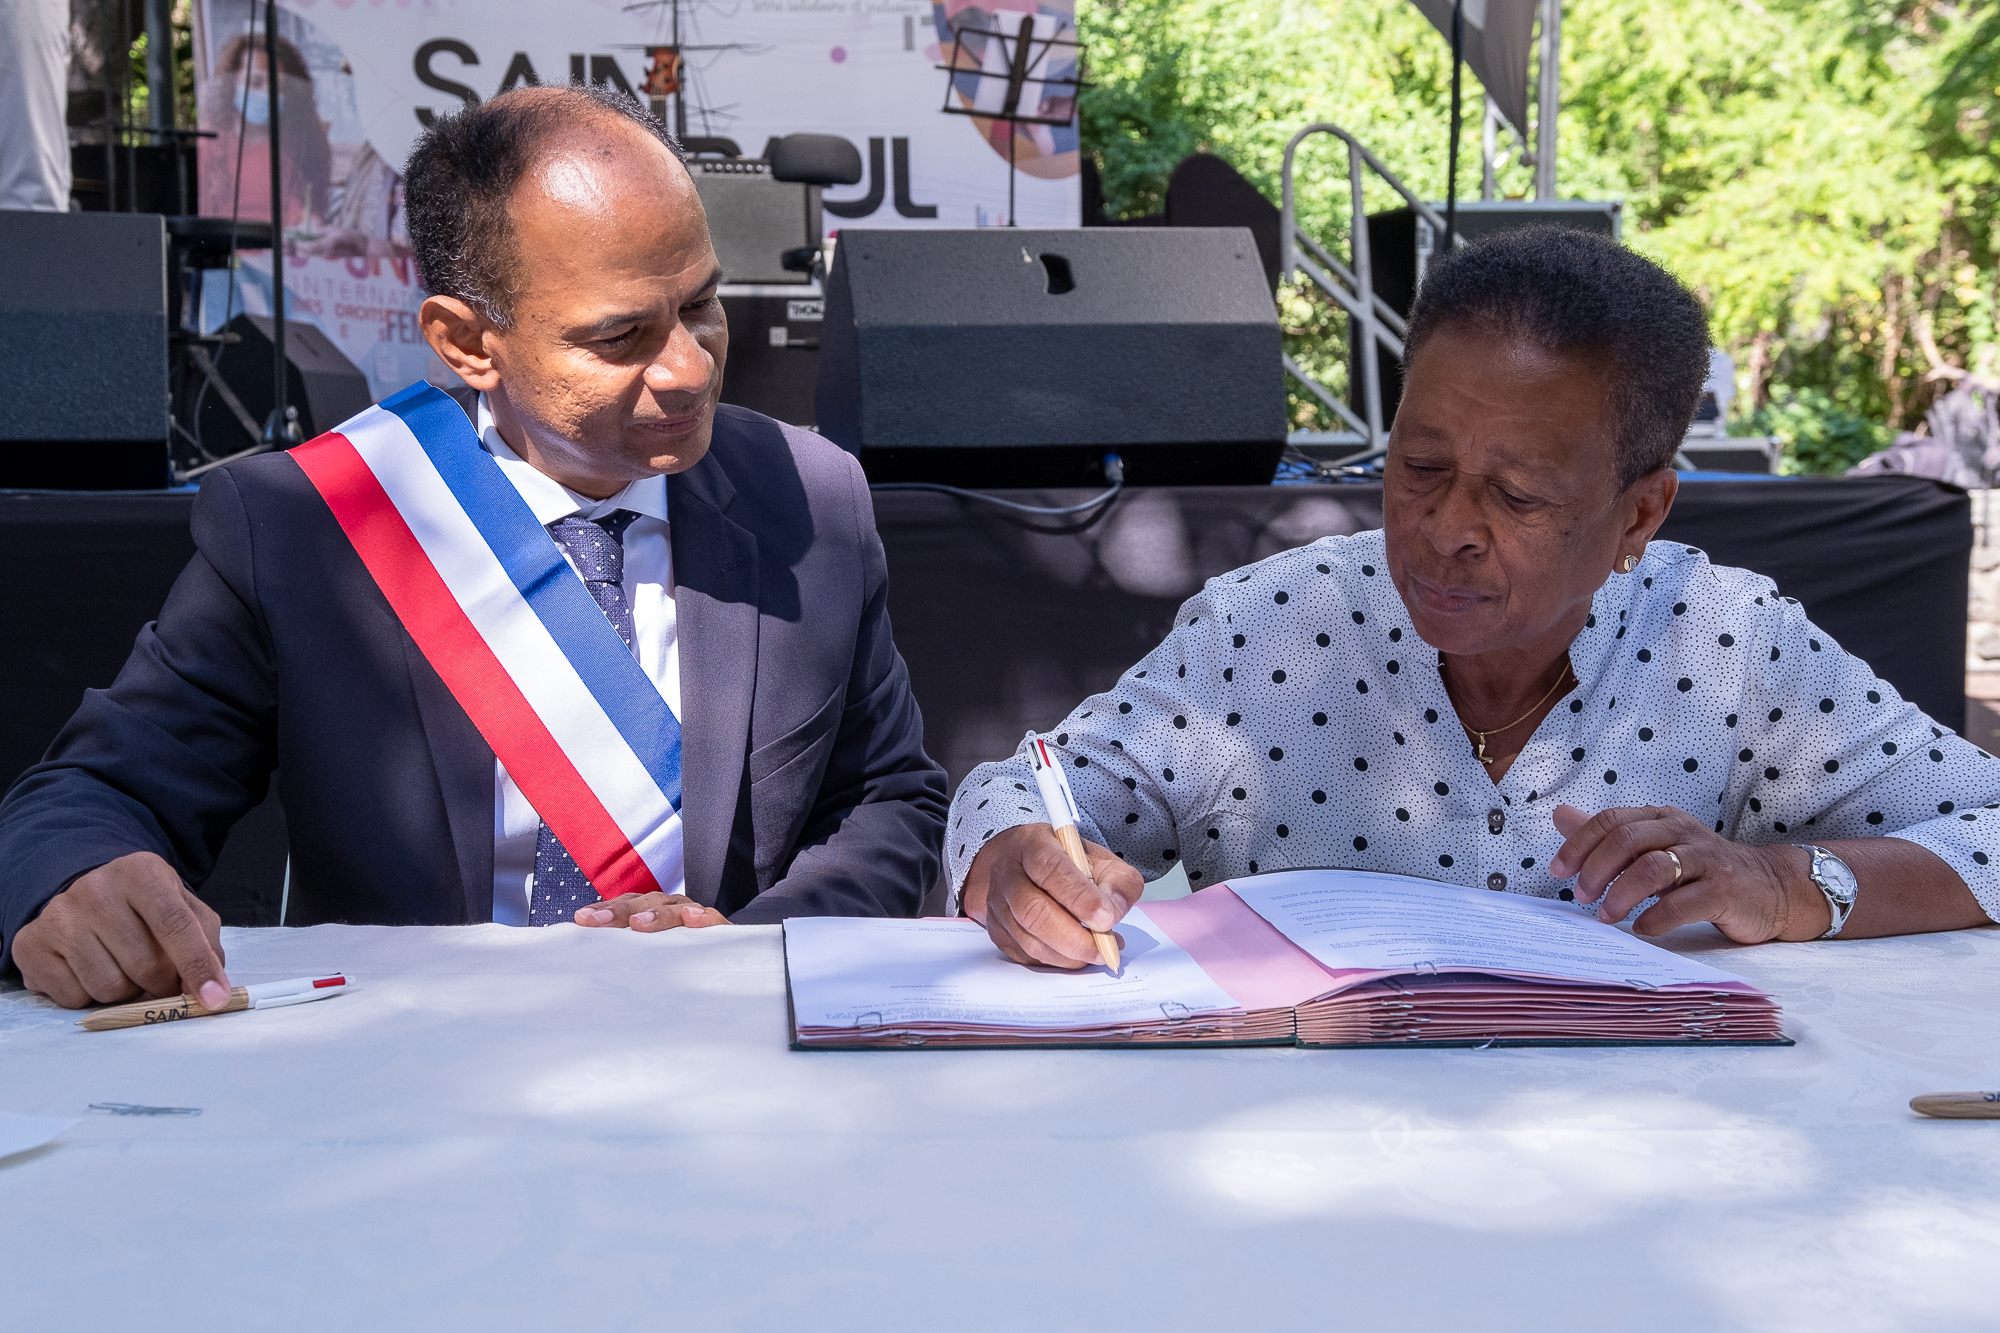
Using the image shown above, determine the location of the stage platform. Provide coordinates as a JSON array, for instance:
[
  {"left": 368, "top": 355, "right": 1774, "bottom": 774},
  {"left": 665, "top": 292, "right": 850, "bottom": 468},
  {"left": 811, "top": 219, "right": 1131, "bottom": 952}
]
[{"left": 0, "top": 475, "right": 1970, "bottom": 921}]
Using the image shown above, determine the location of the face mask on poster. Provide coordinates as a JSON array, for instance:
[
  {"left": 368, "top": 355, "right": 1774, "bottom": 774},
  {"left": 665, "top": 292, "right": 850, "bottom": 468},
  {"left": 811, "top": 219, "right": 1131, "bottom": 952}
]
[{"left": 234, "top": 87, "right": 274, "bottom": 126}]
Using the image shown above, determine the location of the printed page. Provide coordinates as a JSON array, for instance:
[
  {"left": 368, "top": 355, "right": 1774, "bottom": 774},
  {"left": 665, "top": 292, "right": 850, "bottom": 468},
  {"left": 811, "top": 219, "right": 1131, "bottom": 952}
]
[
  {"left": 1228, "top": 869, "right": 1759, "bottom": 991},
  {"left": 0, "top": 1111, "right": 75, "bottom": 1160},
  {"left": 784, "top": 908, "right": 1244, "bottom": 1032}
]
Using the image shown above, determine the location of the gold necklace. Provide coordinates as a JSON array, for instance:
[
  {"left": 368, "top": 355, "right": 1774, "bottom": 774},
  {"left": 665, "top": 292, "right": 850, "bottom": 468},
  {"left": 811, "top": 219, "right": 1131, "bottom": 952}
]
[{"left": 1452, "top": 662, "right": 1575, "bottom": 765}]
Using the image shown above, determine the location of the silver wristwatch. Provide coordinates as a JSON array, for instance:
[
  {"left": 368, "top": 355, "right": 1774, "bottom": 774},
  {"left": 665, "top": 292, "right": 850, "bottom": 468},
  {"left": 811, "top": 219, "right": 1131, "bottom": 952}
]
[{"left": 1797, "top": 844, "right": 1859, "bottom": 938}]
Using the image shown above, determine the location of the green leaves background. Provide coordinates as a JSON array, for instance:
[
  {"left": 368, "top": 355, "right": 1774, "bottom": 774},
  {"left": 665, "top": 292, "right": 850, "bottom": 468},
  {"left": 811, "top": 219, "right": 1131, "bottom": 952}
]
[{"left": 1079, "top": 0, "right": 2000, "bottom": 467}]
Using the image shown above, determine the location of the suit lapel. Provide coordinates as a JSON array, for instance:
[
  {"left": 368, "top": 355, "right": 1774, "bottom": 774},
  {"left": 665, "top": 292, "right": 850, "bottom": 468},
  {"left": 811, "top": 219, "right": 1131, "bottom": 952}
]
[
  {"left": 401, "top": 629, "right": 495, "bottom": 923},
  {"left": 670, "top": 453, "right": 760, "bottom": 906}
]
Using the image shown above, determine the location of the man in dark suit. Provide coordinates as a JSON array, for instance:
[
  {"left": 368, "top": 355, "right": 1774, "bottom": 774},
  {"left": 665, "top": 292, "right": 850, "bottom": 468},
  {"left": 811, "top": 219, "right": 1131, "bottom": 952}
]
[{"left": 0, "top": 84, "right": 947, "bottom": 1008}]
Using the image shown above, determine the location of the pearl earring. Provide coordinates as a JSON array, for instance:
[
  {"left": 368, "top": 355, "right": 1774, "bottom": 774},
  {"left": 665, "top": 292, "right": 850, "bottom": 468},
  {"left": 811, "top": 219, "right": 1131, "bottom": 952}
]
[{"left": 1620, "top": 554, "right": 1639, "bottom": 573}]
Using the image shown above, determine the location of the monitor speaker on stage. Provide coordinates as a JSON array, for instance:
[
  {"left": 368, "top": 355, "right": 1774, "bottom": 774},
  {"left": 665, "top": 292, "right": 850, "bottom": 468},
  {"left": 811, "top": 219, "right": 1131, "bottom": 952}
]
[
  {"left": 192, "top": 315, "right": 373, "bottom": 458},
  {"left": 0, "top": 211, "right": 170, "bottom": 489},
  {"left": 817, "top": 228, "right": 1286, "bottom": 487}
]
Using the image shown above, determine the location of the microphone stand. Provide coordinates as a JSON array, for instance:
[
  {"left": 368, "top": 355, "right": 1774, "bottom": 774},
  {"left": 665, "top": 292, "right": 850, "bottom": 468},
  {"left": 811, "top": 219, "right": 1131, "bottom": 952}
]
[
  {"left": 262, "top": 0, "right": 300, "bottom": 448},
  {"left": 1446, "top": 0, "right": 1463, "bottom": 251}
]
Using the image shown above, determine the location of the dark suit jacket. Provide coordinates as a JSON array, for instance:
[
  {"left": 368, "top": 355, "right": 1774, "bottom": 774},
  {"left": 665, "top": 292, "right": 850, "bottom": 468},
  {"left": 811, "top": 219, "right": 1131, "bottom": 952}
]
[{"left": 0, "top": 404, "right": 946, "bottom": 966}]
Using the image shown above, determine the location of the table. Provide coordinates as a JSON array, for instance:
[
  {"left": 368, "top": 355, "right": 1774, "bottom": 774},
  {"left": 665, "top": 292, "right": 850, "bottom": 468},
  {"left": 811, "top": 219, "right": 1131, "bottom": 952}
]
[{"left": 4, "top": 921, "right": 1996, "bottom": 1329}]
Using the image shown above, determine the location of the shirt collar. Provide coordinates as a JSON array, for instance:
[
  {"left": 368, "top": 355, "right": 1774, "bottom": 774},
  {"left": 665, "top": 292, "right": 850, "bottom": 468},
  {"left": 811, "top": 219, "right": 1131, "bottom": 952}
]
[{"left": 475, "top": 393, "right": 670, "bottom": 527}]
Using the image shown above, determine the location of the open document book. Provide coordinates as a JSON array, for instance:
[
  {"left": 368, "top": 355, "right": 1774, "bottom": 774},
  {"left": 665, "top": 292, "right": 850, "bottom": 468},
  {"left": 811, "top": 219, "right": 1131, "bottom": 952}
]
[{"left": 784, "top": 869, "right": 1789, "bottom": 1050}]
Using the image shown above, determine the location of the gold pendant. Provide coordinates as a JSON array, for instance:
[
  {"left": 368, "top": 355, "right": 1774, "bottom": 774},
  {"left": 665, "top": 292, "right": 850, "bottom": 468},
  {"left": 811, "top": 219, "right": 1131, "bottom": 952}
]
[{"left": 1473, "top": 731, "right": 1491, "bottom": 764}]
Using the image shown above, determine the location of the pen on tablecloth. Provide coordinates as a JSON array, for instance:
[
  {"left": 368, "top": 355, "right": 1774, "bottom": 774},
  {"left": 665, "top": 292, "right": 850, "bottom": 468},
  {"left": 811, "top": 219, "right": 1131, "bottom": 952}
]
[
  {"left": 1910, "top": 1091, "right": 2000, "bottom": 1119},
  {"left": 77, "top": 975, "right": 351, "bottom": 1031},
  {"left": 1025, "top": 731, "right": 1122, "bottom": 974}
]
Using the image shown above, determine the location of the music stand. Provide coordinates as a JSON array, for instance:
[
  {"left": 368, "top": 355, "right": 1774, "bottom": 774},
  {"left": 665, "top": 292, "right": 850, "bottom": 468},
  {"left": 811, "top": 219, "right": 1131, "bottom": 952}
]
[{"left": 936, "top": 17, "right": 1086, "bottom": 227}]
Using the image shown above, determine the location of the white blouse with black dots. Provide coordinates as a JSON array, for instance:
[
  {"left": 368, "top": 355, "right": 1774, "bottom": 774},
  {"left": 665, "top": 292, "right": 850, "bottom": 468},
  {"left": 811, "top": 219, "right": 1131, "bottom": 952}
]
[{"left": 945, "top": 530, "right": 2000, "bottom": 924}]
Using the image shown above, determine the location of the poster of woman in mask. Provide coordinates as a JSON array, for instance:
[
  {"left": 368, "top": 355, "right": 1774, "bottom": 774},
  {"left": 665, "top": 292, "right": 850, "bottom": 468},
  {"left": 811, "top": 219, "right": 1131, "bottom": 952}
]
[
  {"left": 198, "top": 30, "right": 332, "bottom": 228},
  {"left": 196, "top": 0, "right": 421, "bottom": 401}
]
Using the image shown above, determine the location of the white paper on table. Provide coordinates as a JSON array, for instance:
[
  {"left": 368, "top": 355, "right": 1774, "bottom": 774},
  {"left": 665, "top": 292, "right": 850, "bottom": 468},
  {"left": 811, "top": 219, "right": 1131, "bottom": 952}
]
[
  {"left": 0, "top": 1111, "right": 76, "bottom": 1160},
  {"left": 784, "top": 907, "right": 1243, "bottom": 1030},
  {"left": 1228, "top": 869, "right": 1757, "bottom": 990}
]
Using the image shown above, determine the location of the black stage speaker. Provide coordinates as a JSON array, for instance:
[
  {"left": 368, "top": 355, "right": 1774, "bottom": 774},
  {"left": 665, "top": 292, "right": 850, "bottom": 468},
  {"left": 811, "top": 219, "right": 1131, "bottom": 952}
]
[
  {"left": 692, "top": 159, "right": 819, "bottom": 287},
  {"left": 193, "top": 314, "right": 373, "bottom": 456},
  {"left": 0, "top": 211, "right": 170, "bottom": 489},
  {"left": 1353, "top": 200, "right": 1623, "bottom": 430},
  {"left": 1084, "top": 153, "right": 1281, "bottom": 293},
  {"left": 1163, "top": 154, "right": 1282, "bottom": 294},
  {"left": 818, "top": 228, "right": 1285, "bottom": 487},
  {"left": 718, "top": 292, "right": 823, "bottom": 427}
]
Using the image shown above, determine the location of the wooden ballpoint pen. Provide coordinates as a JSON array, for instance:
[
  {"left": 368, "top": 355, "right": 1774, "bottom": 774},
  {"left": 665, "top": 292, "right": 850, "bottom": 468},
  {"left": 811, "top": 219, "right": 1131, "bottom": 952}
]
[
  {"left": 1026, "top": 731, "right": 1122, "bottom": 974},
  {"left": 77, "top": 975, "right": 352, "bottom": 1031},
  {"left": 1910, "top": 1091, "right": 2000, "bottom": 1119}
]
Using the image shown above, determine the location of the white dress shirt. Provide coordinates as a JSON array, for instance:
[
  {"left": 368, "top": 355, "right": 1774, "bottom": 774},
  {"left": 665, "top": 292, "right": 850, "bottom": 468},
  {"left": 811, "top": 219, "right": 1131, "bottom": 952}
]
[
  {"left": 476, "top": 395, "right": 685, "bottom": 924},
  {"left": 946, "top": 529, "right": 2000, "bottom": 925}
]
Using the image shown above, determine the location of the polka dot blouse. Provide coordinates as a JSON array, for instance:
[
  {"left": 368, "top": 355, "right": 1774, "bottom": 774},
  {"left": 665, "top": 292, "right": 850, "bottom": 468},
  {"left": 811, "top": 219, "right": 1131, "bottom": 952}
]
[{"left": 946, "top": 530, "right": 2000, "bottom": 924}]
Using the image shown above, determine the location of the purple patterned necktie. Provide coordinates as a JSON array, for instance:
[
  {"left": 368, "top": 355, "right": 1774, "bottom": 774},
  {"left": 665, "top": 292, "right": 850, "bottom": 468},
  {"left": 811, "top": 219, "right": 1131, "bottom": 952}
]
[{"left": 528, "top": 509, "right": 641, "bottom": 926}]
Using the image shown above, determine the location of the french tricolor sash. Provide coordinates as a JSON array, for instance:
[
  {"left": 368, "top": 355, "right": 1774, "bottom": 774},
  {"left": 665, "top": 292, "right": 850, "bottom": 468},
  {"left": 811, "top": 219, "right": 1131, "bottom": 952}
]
[{"left": 292, "top": 381, "right": 683, "bottom": 902}]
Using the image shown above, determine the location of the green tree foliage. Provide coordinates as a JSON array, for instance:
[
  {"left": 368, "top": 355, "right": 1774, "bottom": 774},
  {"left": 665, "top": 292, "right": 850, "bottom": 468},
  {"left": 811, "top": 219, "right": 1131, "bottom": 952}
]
[
  {"left": 1079, "top": 0, "right": 2000, "bottom": 464},
  {"left": 1743, "top": 386, "right": 1894, "bottom": 475},
  {"left": 124, "top": 1, "right": 199, "bottom": 144}
]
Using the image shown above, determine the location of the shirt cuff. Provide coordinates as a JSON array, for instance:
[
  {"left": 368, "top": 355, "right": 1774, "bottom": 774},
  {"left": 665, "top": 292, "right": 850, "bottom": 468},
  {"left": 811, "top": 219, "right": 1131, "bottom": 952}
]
[{"left": 943, "top": 754, "right": 1049, "bottom": 913}]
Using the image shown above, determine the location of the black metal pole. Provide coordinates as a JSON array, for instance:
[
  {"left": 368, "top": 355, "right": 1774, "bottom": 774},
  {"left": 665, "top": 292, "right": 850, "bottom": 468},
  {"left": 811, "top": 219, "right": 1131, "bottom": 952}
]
[
  {"left": 102, "top": 0, "right": 118, "bottom": 211},
  {"left": 121, "top": 0, "right": 135, "bottom": 209},
  {"left": 1446, "top": 0, "right": 1463, "bottom": 251},
  {"left": 145, "top": 0, "right": 172, "bottom": 136},
  {"left": 672, "top": 0, "right": 687, "bottom": 143},
  {"left": 263, "top": 0, "right": 293, "bottom": 446},
  {"left": 1001, "top": 15, "right": 1034, "bottom": 228}
]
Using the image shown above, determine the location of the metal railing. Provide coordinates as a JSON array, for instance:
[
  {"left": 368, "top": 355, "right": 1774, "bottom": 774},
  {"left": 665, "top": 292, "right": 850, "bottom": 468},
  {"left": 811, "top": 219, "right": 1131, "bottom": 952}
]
[{"left": 1280, "top": 123, "right": 1463, "bottom": 454}]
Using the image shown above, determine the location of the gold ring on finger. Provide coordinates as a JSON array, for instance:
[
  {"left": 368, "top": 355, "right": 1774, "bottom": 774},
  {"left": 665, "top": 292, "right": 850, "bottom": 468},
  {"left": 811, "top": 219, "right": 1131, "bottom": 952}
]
[{"left": 1663, "top": 849, "right": 1684, "bottom": 886}]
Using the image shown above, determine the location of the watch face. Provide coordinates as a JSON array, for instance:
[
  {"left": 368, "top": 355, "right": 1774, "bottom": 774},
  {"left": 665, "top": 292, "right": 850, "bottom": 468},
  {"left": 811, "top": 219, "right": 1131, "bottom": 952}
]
[{"left": 1820, "top": 853, "right": 1859, "bottom": 903}]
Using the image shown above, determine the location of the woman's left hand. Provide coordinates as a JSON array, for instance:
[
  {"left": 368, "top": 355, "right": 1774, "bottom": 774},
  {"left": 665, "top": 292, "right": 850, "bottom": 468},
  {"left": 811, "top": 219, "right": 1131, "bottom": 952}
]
[
  {"left": 1548, "top": 804, "right": 1828, "bottom": 943},
  {"left": 573, "top": 893, "right": 730, "bottom": 932}
]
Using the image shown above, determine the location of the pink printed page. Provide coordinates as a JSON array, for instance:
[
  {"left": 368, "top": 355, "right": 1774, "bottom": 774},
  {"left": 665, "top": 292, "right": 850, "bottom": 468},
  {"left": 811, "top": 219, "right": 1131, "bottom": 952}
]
[{"left": 1144, "top": 887, "right": 1370, "bottom": 1010}]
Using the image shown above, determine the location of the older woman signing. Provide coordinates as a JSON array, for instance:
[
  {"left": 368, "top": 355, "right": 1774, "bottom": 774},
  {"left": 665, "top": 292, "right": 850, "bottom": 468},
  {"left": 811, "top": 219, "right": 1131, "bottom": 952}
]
[{"left": 952, "top": 227, "right": 2000, "bottom": 967}]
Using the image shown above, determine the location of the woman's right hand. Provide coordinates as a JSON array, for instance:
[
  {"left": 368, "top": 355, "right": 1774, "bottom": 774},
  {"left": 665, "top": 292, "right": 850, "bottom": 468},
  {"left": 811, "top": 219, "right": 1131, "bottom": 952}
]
[{"left": 960, "top": 824, "right": 1143, "bottom": 968}]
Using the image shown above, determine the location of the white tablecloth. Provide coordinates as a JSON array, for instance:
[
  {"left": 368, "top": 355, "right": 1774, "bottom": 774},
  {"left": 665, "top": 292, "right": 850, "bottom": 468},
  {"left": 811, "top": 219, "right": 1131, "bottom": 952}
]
[{"left": 4, "top": 921, "right": 1998, "bottom": 1330}]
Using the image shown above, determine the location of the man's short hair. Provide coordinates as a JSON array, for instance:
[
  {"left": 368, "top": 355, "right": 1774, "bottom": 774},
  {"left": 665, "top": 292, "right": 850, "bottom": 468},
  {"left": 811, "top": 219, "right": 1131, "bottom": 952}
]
[
  {"left": 404, "top": 84, "right": 686, "bottom": 329},
  {"left": 1402, "top": 226, "right": 1711, "bottom": 489}
]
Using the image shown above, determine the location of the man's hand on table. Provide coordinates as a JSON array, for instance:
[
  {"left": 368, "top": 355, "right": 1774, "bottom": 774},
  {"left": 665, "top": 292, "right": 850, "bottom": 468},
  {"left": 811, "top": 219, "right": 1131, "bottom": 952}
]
[
  {"left": 961, "top": 823, "right": 1142, "bottom": 968},
  {"left": 14, "top": 851, "right": 230, "bottom": 1010},
  {"left": 575, "top": 892, "right": 730, "bottom": 931}
]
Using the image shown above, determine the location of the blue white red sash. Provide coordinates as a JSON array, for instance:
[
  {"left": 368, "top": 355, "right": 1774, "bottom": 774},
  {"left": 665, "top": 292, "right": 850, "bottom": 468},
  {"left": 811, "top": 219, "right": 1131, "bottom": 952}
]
[{"left": 292, "top": 382, "right": 683, "bottom": 902}]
